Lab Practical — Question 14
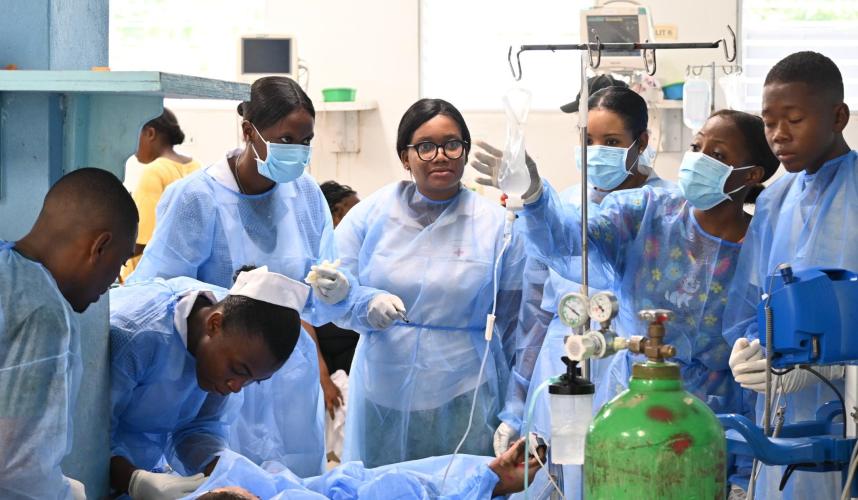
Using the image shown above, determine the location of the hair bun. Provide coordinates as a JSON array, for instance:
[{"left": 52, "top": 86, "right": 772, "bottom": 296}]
[{"left": 237, "top": 101, "right": 248, "bottom": 117}]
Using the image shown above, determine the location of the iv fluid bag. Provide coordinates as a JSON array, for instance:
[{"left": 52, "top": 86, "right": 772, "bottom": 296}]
[
  {"left": 683, "top": 78, "right": 711, "bottom": 131},
  {"left": 499, "top": 87, "right": 533, "bottom": 197},
  {"left": 718, "top": 72, "right": 743, "bottom": 110}
]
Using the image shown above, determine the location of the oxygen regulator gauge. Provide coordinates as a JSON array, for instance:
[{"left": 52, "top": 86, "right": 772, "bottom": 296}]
[
  {"left": 558, "top": 292, "right": 590, "bottom": 329},
  {"left": 589, "top": 291, "right": 619, "bottom": 323}
]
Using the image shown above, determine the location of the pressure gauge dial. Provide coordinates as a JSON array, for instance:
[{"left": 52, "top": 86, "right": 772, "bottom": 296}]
[
  {"left": 558, "top": 292, "right": 590, "bottom": 329},
  {"left": 589, "top": 291, "right": 619, "bottom": 323}
]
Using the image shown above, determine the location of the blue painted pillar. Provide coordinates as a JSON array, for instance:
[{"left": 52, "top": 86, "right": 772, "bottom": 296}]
[
  {"left": 0, "top": 0, "right": 108, "bottom": 236},
  {"left": 0, "top": 1, "right": 114, "bottom": 498}
]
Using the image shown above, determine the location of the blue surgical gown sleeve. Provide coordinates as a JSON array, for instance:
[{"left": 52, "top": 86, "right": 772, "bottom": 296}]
[
  {"left": 168, "top": 394, "right": 238, "bottom": 475},
  {"left": 0, "top": 302, "right": 78, "bottom": 500},
  {"left": 495, "top": 228, "right": 527, "bottom": 366},
  {"left": 330, "top": 201, "right": 390, "bottom": 333},
  {"left": 128, "top": 182, "right": 216, "bottom": 283},
  {"left": 110, "top": 326, "right": 235, "bottom": 475},
  {"left": 109, "top": 335, "right": 150, "bottom": 464},
  {"left": 520, "top": 181, "right": 648, "bottom": 281},
  {"left": 304, "top": 199, "right": 367, "bottom": 326},
  {"left": 722, "top": 204, "right": 774, "bottom": 346},
  {"left": 498, "top": 255, "right": 551, "bottom": 434}
]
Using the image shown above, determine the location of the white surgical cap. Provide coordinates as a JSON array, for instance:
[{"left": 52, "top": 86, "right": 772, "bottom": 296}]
[{"left": 229, "top": 266, "right": 309, "bottom": 312}]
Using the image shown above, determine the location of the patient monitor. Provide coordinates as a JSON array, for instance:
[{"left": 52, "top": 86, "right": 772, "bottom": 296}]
[{"left": 580, "top": 2, "right": 655, "bottom": 71}]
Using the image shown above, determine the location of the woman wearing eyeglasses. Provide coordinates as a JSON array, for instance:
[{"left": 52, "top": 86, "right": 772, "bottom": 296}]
[{"left": 332, "top": 98, "right": 526, "bottom": 467}]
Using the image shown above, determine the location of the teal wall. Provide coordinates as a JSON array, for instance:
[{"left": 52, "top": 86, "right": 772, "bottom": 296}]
[{"left": 0, "top": 2, "right": 114, "bottom": 497}]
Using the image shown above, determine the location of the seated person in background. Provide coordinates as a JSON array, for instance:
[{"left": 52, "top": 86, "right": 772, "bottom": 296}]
[
  {"left": 109, "top": 267, "right": 307, "bottom": 500},
  {"left": 187, "top": 437, "right": 544, "bottom": 499},
  {"left": 0, "top": 168, "right": 138, "bottom": 499},
  {"left": 121, "top": 108, "right": 201, "bottom": 281}
]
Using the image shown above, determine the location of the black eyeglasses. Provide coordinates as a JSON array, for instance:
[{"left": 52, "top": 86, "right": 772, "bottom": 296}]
[{"left": 406, "top": 139, "right": 469, "bottom": 161}]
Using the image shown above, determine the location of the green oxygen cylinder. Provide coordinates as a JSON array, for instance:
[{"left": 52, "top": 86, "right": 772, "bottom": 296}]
[{"left": 584, "top": 309, "right": 726, "bottom": 499}]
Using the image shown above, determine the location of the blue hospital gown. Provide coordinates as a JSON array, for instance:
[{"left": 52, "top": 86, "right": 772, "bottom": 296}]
[
  {"left": 180, "top": 449, "right": 500, "bottom": 500},
  {"left": 724, "top": 150, "right": 858, "bottom": 499},
  {"left": 520, "top": 182, "right": 750, "bottom": 417},
  {"left": 129, "top": 154, "right": 351, "bottom": 477},
  {"left": 0, "top": 242, "right": 82, "bottom": 499},
  {"left": 334, "top": 182, "right": 525, "bottom": 467},
  {"left": 109, "top": 277, "right": 239, "bottom": 476}
]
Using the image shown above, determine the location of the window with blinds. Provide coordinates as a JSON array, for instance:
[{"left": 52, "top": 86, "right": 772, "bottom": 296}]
[
  {"left": 740, "top": 0, "right": 858, "bottom": 110},
  {"left": 419, "top": 0, "right": 590, "bottom": 111}
]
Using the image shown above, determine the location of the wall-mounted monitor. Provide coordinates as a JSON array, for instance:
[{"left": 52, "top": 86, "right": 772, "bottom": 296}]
[{"left": 239, "top": 35, "right": 296, "bottom": 83}]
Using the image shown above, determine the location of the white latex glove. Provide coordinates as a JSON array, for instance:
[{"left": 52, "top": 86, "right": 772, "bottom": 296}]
[
  {"left": 305, "top": 259, "right": 350, "bottom": 304},
  {"left": 729, "top": 338, "right": 764, "bottom": 372},
  {"left": 730, "top": 338, "right": 846, "bottom": 394},
  {"left": 729, "top": 338, "right": 765, "bottom": 391},
  {"left": 493, "top": 421, "right": 519, "bottom": 457},
  {"left": 470, "top": 140, "right": 543, "bottom": 205},
  {"left": 128, "top": 470, "right": 206, "bottom": 500},
  {"left": 367, "top": 294, "right": 407, "bottom": 330},
  {"left": 735, "top": 358, "right": 845, "bottom": 394},
  {"left": 68, "top": 477, "right": 86, "bottom": 500}
]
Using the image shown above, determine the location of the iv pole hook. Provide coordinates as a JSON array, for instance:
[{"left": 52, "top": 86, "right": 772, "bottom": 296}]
[
  {"left": 508, "top": 46, "right": 524, "bottom": 81},
  {"left": 723, "top": 25, "right": 737, "bottom": 62},
  {"left": 643, "top": 43, "right": 657, "bottom": 76},
  {"left": 587, "top": 34, "right": 602, "bottom": 69}
]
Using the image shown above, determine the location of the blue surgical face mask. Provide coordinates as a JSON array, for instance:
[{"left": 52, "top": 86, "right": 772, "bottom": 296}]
[
  {"left": 575, "top": 140, "right": 639, "bottom": 190},
  {"left": 250, "top": 124, "right": 311, "bottom": 183},
  {"left": 678, "top": 151, "right": 754, "bottom": 210}
]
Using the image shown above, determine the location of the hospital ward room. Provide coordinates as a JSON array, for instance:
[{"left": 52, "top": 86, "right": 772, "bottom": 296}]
[{"left": 2, "top": 0, "right": 858, "bottom": 498}]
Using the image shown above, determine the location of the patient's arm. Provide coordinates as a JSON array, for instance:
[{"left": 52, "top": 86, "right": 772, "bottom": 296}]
[{"left": 489, "top": 437, "right": 545, "bottom": 496}]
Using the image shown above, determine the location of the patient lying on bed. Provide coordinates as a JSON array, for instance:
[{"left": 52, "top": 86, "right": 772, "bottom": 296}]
[{"left": 190, "top": 437, "right": 543, "bottom": 499}]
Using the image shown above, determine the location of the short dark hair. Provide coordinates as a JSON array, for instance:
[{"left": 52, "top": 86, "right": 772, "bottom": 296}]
[
  {"left": 144, "top": 108, "right": 185, "bottom": 145},
  {"left": 237, "top": 76, "right": 315, "bottom": 130},
  {"left": 220, "top": 295, "right": 301, "bottom": 364},
  {"left": 396, "top": 98, "right": 471, "bottom": 159},
  {"left": 197, "top": 489, "right": 258, "bottom": 500},
  {"left": 764, "top": 51, "right": 844, "bottom": 103},
  {"left": 320, "top": 181, "right": 357, "bottom": 213},
  {"left": 588, "top": 86, "right": 648, "bottom": 139},
  {"left": 45, "top": 167, "right": 139, "bottom": 232},
  {"left": 710, "top": 109, "right": 780, "bottom": 182}
]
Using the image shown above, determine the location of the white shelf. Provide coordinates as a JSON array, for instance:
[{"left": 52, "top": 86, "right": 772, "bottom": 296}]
[{"left": 317, "top": 100, "right": 377, "bottom": 112}]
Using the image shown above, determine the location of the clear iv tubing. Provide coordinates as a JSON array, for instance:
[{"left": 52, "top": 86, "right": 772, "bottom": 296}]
[
  {"left": 440, "top": 211, "right": 515, "bottom": 493},
  {"left": 524, "top": 376, "right": 559, "bottom": 499}
]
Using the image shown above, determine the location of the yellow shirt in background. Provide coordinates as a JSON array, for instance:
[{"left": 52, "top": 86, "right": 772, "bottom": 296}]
[{"left": 121, "top": 156, "right": 201, "bottom": 281}]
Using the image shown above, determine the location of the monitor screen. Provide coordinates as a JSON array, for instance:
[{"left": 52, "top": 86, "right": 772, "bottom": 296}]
[
  {"left": 242, "top": 38, "right": 293, "bottom": 74},
  {"left": 585, "top": 15, "right": 640, "bottom": 57}
]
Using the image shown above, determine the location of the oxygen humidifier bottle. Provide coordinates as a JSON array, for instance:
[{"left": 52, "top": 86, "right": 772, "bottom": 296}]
[{"left": 548, "top": 357, "right": 595, "bottom": 465}]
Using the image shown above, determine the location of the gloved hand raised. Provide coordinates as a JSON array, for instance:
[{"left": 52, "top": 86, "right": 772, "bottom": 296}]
[
  {"left": 305, "top": 259, "right": 350, "bottom": 304},
  {"left": 493, "top": 421, "right": 519, "bottom": 457},
  {"left": 470, "top": 140, "right": 543, "bottom": 205},
  {"left": 367, "top": 294, "right": 407, "bottom": 330},
  {"left": 128, "top": 470, "right": 206, "bottom": 500}
]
